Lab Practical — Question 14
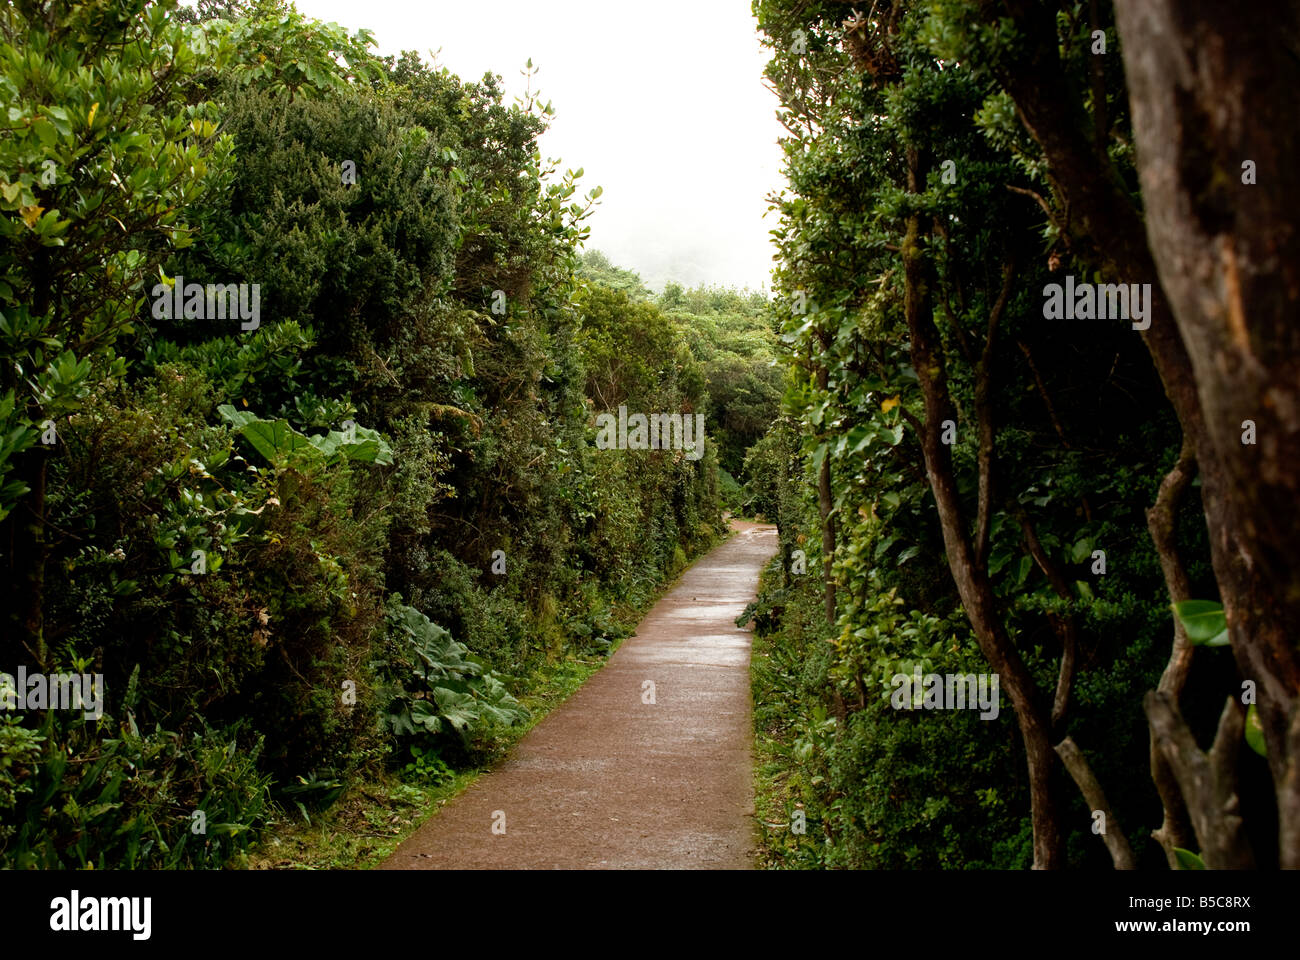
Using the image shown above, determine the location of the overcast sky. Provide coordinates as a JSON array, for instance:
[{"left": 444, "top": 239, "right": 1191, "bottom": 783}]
[{"left": 281, "top": 0, "right": 786, "bottom": 292}]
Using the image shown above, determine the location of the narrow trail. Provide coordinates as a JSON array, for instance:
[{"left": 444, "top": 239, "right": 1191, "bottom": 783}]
[{"left": 382, "top": 520, "right": 779, "bottom": 870}]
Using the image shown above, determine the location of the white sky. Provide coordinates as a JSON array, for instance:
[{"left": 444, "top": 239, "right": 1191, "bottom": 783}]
[{"left": 279, "top": 0, "right": 786, "bottom": 292}]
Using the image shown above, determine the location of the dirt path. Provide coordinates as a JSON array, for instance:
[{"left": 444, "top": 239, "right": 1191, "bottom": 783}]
[{"left": 381, "top": 521, "right": 778, "bottom": 870}]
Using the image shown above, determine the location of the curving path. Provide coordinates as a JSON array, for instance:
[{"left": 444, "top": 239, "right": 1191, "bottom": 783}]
[{"left": 381, "top": 521, "right": 778, "bottom": 870}]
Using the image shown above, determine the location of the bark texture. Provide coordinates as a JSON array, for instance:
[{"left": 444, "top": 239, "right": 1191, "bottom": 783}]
[{"left": 1114, "top": 0, "right": 1300, "bottom": 866}]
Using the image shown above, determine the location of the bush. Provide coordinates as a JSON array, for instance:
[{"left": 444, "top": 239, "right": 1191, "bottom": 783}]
[{"left": 2, "top": 680, "right": 272, "bottom": 869}]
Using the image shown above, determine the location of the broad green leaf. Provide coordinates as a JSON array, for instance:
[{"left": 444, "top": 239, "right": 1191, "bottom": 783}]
[
  {"left": 219, "top": 405, "right": 392, "bottom": 467},
  {"left": 407, "top": 700, "right": 443, "bottom": 734},
  {"left": 846, "top": 423, "right": 872, "bottom": 454},
  {"left": 306, "top": 424, "right": 393, "bottom": 465},
  {"left": 1173, "top": 599, "right": 1228, "bottom": 646},
  {"left": 218, "top": 405, "right": 319, "bottom": 464},
  {"left": 1173, "top": 847, "right": 1206, "bottom": 870},
  {"left": 432, "top": 686, "right": 479, "bottom": 733}
]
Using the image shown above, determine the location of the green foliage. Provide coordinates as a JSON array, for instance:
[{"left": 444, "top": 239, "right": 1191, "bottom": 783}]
[
  {"left": 578, "top": 249, "right": 650, "bottom": 300},
  {"left": 378, "top": 604, "right": 528, "bottom": 750},
  {"left": 657, "top": 282, "right": 780, "bottom": 478},
  {"left": 0, "top": 1, "right": 736, "bottom": 868},
  {"left": 204, "top": 3, "right": 380, "bottom": 98},
  {"left": 1174, "top": 848, "right": 1207, "bottom": 871},
  {"left": 1244, "top": 704, "right": 1266, "bottom": 758},
  {"left": 0, "top": 717, "right": 41, "bottom": 826},
  {"left": 2, "top": 670, "right": 271, "bottom": 869},
  {"left": 1173, "top": 600, "right": 1228, "bottom": 646},
  {"left": 749, "top": 561, "right": 1030, "bottom": 869},
  {"left": 401, "top": 745, "right": 454, "bottom": 785},
  {"left": 718, "top": 467, "right": 744, "bottom": 513},
  {"left": 0, "top": 0, "right": 229, "bottom": 527},
  {"left": 748, "top": 0, "right": 1229, "bottom": 870},
  {"left": 218, "top": 404, "right": 393, "bottom": 466}
]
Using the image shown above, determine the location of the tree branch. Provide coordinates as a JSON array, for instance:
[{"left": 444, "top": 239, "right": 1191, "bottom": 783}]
[
  {"left": 1145, "top": 692, "right": 1255, "bottom": 869},
  {"left": 1144, "top": 437, "right": 1199, "bottom": 866},
  {"left": 1055, "top": 736, "right": 1137, "bottom": 869}
]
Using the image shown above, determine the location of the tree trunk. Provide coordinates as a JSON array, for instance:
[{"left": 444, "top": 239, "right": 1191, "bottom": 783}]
[
  {"left": 1114, "top": 0, "right": 1300, "bottom": 866},
  {"left": 982, "top": 0, "right": 1300, "bottom": 868},
  {"left": 902, "top": 148, "right": 1064, "bottom": 869}
]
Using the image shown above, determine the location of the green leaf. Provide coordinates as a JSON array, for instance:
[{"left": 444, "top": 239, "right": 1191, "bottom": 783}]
[
  {"left": 431, "top": 686, "right": 479, "bottom": 733},
  {"left": 1173, "top": 847, "right": 1206, "bottom": 870},
  {"left": 32, "top": 117, "right": 57, "bottom": 147},
  {"left": 1173, "top": 600, "right": 1228, "bottom": 646},
  {"left": 381, "top": 605, "right": 528, "bottom": 747},
  {"left": 307, "top": 424, "right": 394, "bottom": 465},
  {"left": 810, "top": 440, "right": 828, "bottom": 477},
  {"left": 845, "top": 423, "right": 872, "bottom": 454},
  {"left": 1245, "top": 703, "right": 1266, "bottom": 757},
  {"left": 218, "top": 405, "right": 392, "bottom": 467},
  {"left": 217, "top": 405, "right": 319, "bottom": 464},
  {"left": 407, "top": 700, "right": 443, "bottom": 734}
]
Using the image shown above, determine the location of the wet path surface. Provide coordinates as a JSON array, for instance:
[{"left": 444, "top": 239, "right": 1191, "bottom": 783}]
[{"left": 382, "top": 521, "right": 778, "bottom": 870}]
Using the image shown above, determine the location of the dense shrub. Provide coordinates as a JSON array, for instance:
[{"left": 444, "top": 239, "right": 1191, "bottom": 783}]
[{"left": 0, "top": 0, "right": 738, "bottom": 867}]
